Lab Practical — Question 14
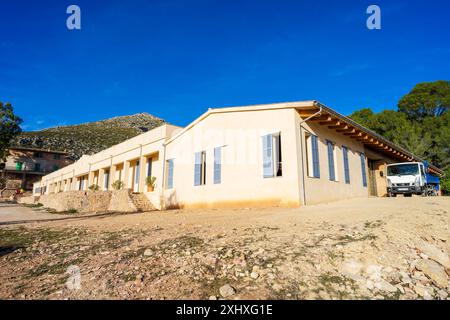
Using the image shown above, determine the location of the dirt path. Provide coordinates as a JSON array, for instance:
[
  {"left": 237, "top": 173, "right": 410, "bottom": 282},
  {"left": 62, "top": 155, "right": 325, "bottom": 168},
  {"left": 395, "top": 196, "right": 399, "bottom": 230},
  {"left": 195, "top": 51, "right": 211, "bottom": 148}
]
[{"left": 0, "top": 197, "right": 448, "bottom": 300}]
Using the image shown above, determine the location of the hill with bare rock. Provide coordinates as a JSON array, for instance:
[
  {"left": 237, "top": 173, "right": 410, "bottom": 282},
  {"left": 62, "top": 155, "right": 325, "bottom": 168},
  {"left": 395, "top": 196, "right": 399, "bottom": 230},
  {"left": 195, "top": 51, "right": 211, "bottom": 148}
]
[{"left": 11, "top": 113, "right": 165, "bottom": 160}]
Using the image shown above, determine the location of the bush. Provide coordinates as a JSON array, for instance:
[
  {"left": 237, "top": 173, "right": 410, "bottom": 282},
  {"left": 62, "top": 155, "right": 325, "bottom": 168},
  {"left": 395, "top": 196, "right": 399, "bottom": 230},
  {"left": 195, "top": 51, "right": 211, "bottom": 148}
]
[
  {"left": 440, "top": 168, "right": 450, "bottom": 195},
  {"left": 112, "top": 180, "right": 125, "bottom": 190},
  {"left": 88, "top": 184, "right": 99, "bottom": 191},
  {"left": 145, "top": 176, "right": 156, "bottom": 187},
  {"left": 67, "top": 208, "right": 78, "bottom": 214}
]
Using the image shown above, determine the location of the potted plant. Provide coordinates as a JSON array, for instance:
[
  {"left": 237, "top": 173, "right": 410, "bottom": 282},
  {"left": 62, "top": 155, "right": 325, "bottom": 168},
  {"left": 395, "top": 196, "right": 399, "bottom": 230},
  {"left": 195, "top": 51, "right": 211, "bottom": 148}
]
[
  {"left": 88, "top": 184, "right": 99, "bottom": 191},
  {"left": 112, "top": 180, "right": 124, "bottom": 190},
  {"left": 145, "top": 176, "right": 156, "bottom": 192}
]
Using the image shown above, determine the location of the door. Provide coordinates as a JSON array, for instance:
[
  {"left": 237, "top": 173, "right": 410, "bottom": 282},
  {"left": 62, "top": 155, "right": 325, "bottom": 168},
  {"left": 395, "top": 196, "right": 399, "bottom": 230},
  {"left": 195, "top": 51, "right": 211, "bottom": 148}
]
[{"left": 368, "top": 159, "right": 378, "bottom": 196}]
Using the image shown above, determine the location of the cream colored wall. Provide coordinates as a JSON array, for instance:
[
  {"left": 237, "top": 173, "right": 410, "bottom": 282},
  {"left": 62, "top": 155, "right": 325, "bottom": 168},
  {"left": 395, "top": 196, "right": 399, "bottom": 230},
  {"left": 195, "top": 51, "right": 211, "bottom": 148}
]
[
  {"left": 35, "top": 124, "right": 181, "bottom": 208},
  {"left": 296, "top": 112, "right": 370, "bottom": 205},
  {"left": 163, "top": 108, "right": 302, "bottom": 208}
]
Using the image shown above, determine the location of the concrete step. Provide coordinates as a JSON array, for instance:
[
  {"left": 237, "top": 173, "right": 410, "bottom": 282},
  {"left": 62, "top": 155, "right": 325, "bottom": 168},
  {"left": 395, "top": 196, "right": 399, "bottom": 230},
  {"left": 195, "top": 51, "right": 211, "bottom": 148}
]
[{"left": 130, "top": 193, "right": 156, "bottom": 212}]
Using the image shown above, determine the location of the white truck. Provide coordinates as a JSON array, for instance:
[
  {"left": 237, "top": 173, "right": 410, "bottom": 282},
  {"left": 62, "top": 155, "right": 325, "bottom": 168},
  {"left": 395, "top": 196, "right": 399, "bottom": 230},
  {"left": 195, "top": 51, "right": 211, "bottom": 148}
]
[{"left": 386, "top": 162, "right": 439, "bottom": 197}]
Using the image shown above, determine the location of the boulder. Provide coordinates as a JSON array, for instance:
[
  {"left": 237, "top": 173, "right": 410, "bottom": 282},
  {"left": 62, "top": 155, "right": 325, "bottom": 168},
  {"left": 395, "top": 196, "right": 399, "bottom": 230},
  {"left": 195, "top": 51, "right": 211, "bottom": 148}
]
[
  {"left": 415, "top": 259, "right": 448, "bottom": 288},
  {"left": 219, "top": 284, "right": 236, "bottom": 298},
  {"left": 416, "top": 241, "right": 449, "bottom": 269}
]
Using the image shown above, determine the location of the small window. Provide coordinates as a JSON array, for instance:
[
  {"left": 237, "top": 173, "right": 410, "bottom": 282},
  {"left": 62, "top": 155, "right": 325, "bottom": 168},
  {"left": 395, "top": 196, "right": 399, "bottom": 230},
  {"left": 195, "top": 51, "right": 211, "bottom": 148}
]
[
  {"left": 342, "top": 146, "right": 350, "bottom": 184},
  {"left": 360, "top": 153, "right": 367, "bottom": 187},
  {"left": 214, "top": 147, "right": 222, "bottom": 184},
  {"left": 262, "top": 133, "right": 282, "bottom": 178},
  {"left": 52, "top": 165, "right": 59, "bottom": 171},
  {"left": 305, "top": 134, "right": 320, "bottom": 178},
  {"left": 53, "top": 154, "right": 61, "bottom": 160},
  {"left": 34, "top": 163, "right": 41, "bottom": 172},
  {"left": 34, "top": 152, "right": 43, "bottom": 158},
  {"left": 194, "top": 151, "right": 206, "bottom": 186},
  {"left": 166, "top": 159, "right": 174, "bottom": 189}
]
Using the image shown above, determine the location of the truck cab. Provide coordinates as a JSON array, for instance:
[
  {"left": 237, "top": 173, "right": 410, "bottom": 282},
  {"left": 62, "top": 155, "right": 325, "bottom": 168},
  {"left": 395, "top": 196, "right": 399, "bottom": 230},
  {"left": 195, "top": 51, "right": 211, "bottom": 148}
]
[{"left": 386, "top": 162, "right": 426, "bottom": 197}]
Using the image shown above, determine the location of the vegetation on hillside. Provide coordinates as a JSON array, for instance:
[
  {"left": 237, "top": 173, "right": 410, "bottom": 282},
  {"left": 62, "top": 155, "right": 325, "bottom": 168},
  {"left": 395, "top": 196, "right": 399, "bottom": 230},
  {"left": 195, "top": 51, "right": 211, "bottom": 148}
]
[
  {"left": 11, "top": 113, "right": 165, "bottom": 160},
  {"left": 0, "top": 102, "right": 23, "bottom": 162},
  {"left": 349, "top": 80, "right": 450, "bottom": 193}
]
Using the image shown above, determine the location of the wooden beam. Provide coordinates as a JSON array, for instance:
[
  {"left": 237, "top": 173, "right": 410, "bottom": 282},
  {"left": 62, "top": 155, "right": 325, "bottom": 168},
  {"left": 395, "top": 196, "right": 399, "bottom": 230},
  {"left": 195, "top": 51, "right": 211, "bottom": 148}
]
[
  {"left": 319, "top": 117, "right": 334, "bottom": 125},
  {"left": 310, "top": 115, "right": 331, "bottom": 122},
  {"left": 343, "top": 129, "right": 357, "bottom": 135},
  {"left": 336, "top": 126, "right": 352, "bottom": 132},
  {"left": 327, "top": 121, "right": 342, "bottom": 128}
]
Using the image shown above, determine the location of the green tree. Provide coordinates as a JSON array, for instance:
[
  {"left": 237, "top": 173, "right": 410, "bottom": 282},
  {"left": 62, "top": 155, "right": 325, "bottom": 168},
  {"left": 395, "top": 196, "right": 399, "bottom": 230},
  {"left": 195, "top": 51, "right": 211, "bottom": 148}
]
[
  {"left": 0, "top": 102, "right": 23, "bottom": 161},
  {"left": 349, "top": 80, "right": 450, "bottom": 193},
  {"left": 398, "top": 80, "right": 450, "bottom": 120}
]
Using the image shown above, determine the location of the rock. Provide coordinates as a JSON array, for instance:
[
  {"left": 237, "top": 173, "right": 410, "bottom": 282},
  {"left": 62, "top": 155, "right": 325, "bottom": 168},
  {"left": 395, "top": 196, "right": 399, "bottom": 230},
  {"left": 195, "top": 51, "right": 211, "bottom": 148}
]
[
  {"left": 415, "top": 241, "right": 450, "bottom": 269},
  {"left": 415, "top": 259, "right": 448, "bottom": 288},
  {"left": 219, "top": 284, "right": 236, "bottom": 298},
  {"left": 413, "top": 283, "right": 431, "bottom": 299},
  {"left": 437, "top": 289, "right": 448, "bottom": 299},
  {"left": 250, "top": 272, "right": 259, "bottom": 279},
  {"left": 272, "top": 284, "right": 283, "bottom": 291},
  {"left": 341, "top": 260, "right": 365, "bottom": 282},
  {"left": 395, "top": 284, "right": 405, "bottom": 294},
  {"left": 375, "top": 279, "right": 398, "bottom": 293},
  {"left": 419, "top": 253, "right": 429, "bottom": 260},
  {"left": 143, "top": 249, "right": 153, "bottom": 256}
]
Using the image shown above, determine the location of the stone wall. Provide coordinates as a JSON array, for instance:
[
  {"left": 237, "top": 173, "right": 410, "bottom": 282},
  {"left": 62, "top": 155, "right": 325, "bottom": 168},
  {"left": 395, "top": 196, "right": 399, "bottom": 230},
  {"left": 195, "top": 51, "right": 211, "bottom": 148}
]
[{"left": 18, "top": 189, "right": 156, "bottom": 213}]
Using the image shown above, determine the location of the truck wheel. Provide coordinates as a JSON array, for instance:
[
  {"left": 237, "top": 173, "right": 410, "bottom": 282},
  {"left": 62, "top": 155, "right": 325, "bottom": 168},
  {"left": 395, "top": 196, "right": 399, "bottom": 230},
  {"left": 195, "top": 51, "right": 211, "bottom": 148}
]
[{"left": 404, "top": 193, "right": 412, "bottom": 197}]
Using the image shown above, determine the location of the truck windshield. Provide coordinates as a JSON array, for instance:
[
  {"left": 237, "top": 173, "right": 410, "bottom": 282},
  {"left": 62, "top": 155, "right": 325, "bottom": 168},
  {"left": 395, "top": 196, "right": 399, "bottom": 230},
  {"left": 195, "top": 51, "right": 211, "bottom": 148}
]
[{"left": 387, "top": 164, "right": 419, "bottom": 176}]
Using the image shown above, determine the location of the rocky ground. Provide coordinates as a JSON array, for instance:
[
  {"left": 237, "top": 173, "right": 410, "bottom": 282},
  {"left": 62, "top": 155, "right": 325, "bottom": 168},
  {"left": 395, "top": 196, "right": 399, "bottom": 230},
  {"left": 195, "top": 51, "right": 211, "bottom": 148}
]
[{"left": 0, "top": 197, "right": 448, "bottom": 300}]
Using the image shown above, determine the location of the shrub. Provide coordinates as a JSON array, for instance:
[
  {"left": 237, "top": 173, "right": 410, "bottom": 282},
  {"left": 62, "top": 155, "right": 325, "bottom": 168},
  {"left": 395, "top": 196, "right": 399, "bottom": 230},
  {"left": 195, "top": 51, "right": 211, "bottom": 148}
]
[
  {"left": 88, "top": 184, "right": 99, "bottom": 191},
  {"left": 67, "top": 208, "right": 78, "bottom": 214},
  {"left": 112, "top": 180, "right": 125, "bottom": 190}
]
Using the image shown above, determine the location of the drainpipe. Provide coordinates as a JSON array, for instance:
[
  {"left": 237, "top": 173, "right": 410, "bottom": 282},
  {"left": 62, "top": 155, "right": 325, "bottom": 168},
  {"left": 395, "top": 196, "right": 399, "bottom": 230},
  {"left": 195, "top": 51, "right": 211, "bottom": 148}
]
[
  {"left": 298, "top": 104, "right": 323, "bottom": 206},
  {"left": 161, "top": 143, "right": 167, "bottom": 209}
]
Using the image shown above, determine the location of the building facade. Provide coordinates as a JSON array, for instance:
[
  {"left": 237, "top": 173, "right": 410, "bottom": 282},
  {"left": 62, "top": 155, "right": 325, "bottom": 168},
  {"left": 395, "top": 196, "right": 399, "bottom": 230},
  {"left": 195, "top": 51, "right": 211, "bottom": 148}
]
[
  {"left": 33, "top": 101, "right": 443, "bottom": 209},
  {"left": 1, "top": 147, "right": 72, "bottom": 193}
]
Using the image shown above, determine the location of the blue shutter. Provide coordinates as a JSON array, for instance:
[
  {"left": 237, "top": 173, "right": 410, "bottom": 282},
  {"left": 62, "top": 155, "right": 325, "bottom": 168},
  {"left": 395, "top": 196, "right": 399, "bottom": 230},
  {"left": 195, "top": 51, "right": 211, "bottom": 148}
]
[
  {"left": 360, "top": 153, "right": 367, "bottom": 187},
  {"left": 167, "top": 159, "right": 174, "bottom": 189},
  {"left": 327, "top": 141, "right": 335, "bottom": 181},
  {"left": 194, "top": 152, "right": 201, "bottom": 186},
  {"left": 262, "top": 135, "right": 274, "bottom": 178},
  {"left": 214, "top": 147, "right": 221, "bottom": 184},
  {"left": 343, "top": 146, "right": 350, "bottom": 184},
  {"left": 311, "top": 135, "right": 320, "bottom": 178}
]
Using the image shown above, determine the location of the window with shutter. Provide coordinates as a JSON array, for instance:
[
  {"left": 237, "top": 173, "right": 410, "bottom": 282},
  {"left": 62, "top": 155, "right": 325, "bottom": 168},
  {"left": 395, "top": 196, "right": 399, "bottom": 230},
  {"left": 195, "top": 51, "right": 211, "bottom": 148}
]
[
  {"left": 262, "top": 134, "right": 274, "bottom": 178},
  {"left": 194, "top": 151, "right": 206, "bottom": 186},
  {"left": 214, "top": 147, "right": 222, "bottom": 184},
  {"left": 327, "top": 140, "right": 336, "bottom": 181},
  {"left": 167, "top": 159, "right": 174, "bottom": 189},
  {"left": 360, "top": 153, "right": 367, "bottom": 187},
  {"left": 342, "top": 146, "right": 350, "bottom": 184},
  {"left": 311, "top": 135, "right": 320, "bottom": 178}
]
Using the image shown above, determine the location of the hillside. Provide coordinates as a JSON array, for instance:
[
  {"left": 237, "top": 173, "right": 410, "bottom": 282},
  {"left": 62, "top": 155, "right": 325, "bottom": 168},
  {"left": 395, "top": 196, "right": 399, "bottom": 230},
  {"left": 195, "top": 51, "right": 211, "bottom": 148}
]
[{"left": 11, "top": 113, "right": 165, "bottom": 160}]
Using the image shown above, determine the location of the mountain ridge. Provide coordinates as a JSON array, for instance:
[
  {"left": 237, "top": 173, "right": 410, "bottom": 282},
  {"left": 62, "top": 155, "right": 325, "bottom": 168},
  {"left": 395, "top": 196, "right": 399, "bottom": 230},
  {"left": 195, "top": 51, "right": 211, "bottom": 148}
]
[{"left": 12, "top": 113, "right": 166, "bottom": 160}]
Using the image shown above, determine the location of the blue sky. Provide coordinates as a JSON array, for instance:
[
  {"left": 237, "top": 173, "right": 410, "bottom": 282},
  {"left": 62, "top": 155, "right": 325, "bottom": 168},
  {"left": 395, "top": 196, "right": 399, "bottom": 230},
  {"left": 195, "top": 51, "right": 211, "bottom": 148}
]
[{"left": 1, "top": 0, "right": 449, "bottom": 131}]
